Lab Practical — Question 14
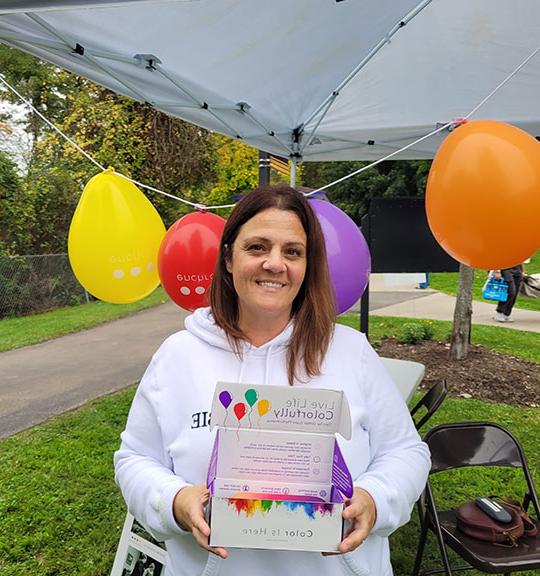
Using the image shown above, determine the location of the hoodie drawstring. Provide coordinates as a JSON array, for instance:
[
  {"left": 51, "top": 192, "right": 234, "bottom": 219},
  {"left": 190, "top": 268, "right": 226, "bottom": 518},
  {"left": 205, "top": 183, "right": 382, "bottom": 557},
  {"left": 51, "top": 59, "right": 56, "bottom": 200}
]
[
  {"left": 237, "top": 356, "right": 246, "bottom": 384},
  {"left": 264, "top": 344, "right": 273, "bottom": 385},
  {"left": 237, "top": 344, "right": 273, "bottom": 385}
]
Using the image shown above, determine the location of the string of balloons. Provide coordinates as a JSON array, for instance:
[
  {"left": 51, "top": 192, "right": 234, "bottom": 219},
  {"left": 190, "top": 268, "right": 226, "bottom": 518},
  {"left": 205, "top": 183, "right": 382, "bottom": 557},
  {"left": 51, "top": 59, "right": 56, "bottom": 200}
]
[{"left": 2, "top": 43, "right": 540, "bottom": 310}]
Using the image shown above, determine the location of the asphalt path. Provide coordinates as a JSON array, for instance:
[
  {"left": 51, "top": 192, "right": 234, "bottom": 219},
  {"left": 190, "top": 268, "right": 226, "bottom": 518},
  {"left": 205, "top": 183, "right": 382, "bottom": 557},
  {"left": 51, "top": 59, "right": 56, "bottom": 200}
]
[{"left": 0, "top": 303, "right": 188, "bottom": 439}]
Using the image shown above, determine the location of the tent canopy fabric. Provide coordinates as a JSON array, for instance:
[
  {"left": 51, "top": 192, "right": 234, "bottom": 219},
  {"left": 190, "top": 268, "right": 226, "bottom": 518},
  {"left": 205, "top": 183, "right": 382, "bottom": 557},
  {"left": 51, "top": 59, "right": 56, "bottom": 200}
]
[{"left": 1, "top": 0, "right": 539, "bottom": 161}]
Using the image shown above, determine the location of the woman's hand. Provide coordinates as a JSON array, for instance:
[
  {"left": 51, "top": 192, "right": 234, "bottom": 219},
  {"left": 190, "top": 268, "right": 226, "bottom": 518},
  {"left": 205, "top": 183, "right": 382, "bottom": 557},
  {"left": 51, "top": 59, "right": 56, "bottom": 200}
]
[
  {"left": 338, "top": 488, "right": 377, "bottom": 553},
  {"left": 173, "top": 485, "right": 228, "bottom": 559}
]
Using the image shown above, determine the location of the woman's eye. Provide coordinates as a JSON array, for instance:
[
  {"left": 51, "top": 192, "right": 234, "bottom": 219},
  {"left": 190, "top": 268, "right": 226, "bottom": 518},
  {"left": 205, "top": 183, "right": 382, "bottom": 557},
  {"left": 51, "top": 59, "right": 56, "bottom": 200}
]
[
  {"left": 246, "top": 244, "right": 265, "bottom": 252},
  {"left": 286, "top": 247, "right": 303, "bottom": 257}
]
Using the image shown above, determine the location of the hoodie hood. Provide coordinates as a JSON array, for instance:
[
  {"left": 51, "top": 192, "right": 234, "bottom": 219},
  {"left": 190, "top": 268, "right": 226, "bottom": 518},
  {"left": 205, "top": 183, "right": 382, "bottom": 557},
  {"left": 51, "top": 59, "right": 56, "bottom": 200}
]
[{"left": 185, "top": 307, "right": 293, "bottom": 356}]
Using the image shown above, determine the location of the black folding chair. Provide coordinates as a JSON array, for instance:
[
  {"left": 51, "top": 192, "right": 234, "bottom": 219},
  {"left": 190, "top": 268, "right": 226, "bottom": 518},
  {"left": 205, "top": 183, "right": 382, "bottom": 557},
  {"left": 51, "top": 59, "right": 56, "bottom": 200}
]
[
  {"left": 410, "top": 379, "right": 448, "bottom": 430},
  {"left": 413, "top": 422, "right": 540, "bottom": 576}
]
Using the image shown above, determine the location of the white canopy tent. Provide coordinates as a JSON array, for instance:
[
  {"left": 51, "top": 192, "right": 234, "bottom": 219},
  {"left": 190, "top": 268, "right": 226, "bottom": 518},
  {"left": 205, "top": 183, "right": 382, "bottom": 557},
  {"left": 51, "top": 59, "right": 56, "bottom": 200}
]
[{"left": 0, "top": 0, "right": 539, "bottom": 163}]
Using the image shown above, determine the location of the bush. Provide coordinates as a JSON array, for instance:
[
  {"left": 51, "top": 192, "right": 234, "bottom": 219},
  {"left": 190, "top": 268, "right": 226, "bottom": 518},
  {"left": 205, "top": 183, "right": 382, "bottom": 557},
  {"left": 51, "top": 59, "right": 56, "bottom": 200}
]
[
  {"left": 422, "top": 321, "right": 435, "bottom": 341},
  {"left": 399, "top": 321, "right": 435, "bottom": 345}
]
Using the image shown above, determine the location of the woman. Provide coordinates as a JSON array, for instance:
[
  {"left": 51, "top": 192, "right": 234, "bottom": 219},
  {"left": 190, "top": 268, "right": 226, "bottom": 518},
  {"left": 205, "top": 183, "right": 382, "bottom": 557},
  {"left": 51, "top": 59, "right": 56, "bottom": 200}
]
[
  {"left": 492, "top": 264, "right": 524, "bottom": 322},
  {"left": 115, "top": 186, "right": 430, "bottom": 576}
]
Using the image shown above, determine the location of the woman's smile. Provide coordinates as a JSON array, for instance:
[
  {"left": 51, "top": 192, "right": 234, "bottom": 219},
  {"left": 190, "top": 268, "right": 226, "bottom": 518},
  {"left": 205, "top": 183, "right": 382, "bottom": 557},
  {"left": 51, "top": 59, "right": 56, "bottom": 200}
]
[{"left": 256, "top": 280, "right": 286, "bottom": 289}]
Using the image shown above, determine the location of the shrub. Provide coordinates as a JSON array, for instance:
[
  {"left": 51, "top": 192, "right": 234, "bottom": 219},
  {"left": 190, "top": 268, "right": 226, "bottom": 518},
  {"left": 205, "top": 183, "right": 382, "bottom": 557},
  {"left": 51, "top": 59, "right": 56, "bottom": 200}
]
[
  {"left": 399, "top": 321, "right": 435, "bottom": 345},
  {"left": 422, "top": 321, "right": 435, "bottom": 341}
]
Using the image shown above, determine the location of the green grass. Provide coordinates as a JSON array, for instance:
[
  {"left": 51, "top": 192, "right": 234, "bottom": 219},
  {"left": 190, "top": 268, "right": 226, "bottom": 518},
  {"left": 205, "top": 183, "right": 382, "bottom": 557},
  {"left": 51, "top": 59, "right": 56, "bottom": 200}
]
[
  {"left": 0, "top": 287, "right": 168, "bottom": 352},
  {"left": 0, "top": 387, "right": 136, "bottom": 576},
  {"left": 0, "top": 384, "right": 538, "bottom": 575},
  {"left": 430, "top": 249, "right": 540, "bottom": 312},
  {"left": 339, "top": 314, "right": 540, "bottom": 364}
]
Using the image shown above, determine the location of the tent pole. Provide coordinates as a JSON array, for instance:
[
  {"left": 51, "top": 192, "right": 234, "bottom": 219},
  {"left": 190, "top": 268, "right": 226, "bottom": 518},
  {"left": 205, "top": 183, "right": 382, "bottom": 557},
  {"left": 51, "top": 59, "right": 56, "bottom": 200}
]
[
  {"left": 298, "top": 0, "right": 433, "bottom": 136},
  {"left": 290, "top": 157, "right": 297, "bottom": 187}
]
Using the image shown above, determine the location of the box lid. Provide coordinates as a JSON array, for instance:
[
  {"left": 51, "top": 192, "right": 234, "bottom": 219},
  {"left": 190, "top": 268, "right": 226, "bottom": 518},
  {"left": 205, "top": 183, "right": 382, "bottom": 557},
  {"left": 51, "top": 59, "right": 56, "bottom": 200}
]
[{"left": 210, "top": 382, "right": 352, "bottom": 439}]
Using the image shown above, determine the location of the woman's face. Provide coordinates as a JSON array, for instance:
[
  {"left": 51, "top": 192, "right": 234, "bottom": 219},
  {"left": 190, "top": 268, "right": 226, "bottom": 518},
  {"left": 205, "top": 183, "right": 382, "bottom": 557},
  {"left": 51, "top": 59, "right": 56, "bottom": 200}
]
[{"left": 226, "top": 208, "right": 307, "bottom": 329}]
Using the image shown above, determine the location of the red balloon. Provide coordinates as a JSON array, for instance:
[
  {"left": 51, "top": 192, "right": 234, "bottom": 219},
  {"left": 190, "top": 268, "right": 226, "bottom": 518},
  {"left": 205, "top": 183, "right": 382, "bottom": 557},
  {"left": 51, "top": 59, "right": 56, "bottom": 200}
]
[
  {"left": 158, "top": 211, "right": 226, "bottom": 311},
  {"left": 233, "top": 402, "right": 247, "bottom": 421}
]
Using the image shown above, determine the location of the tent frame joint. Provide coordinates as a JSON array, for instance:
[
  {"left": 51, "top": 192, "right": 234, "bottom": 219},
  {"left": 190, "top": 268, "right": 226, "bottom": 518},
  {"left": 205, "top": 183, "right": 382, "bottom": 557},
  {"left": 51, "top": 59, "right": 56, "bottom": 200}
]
[
  {"left": 73, "top": 42, "right": 84, "bottom": 55},
  {"left": 236, "top": 101, "right": 250, "bottom": 112},
  {"left": 134, "top": 53, "right": 162, "bottom": 71}
]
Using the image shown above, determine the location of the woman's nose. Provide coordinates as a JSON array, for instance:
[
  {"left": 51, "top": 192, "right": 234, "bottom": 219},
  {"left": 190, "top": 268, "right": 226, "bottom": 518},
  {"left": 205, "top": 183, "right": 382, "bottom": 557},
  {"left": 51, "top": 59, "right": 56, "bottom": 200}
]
[{"left": 262, "top": 248, "right": 286, "bottom": 272}]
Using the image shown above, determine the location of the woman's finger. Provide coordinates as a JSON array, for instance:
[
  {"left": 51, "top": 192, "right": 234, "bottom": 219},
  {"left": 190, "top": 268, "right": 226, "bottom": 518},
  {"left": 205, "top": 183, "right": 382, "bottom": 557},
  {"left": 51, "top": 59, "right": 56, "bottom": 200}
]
[
  {"left": 173, "top": 485, "right": 210, "bottom": 532},
  {"left": 339, "top": 523, "right": 370, "bottom": 553},
  {"left": 192, "top": 526, "right": 228, "bottom": 559},
  {"left": 339, "top": 488, "right": 377, "bottom": 552},
  {"left": 189, "top": 512, "right": 210, "bottom": 537},
  {"left": 343, "top": 500, "right": 363, "bottom": 521}
]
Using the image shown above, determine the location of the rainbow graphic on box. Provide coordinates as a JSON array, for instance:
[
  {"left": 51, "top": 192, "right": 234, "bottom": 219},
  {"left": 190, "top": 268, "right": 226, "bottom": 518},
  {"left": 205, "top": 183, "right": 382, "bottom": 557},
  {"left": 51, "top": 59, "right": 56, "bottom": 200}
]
[{"left": 228, "top": 496, "right": 335, "bottom": 519}]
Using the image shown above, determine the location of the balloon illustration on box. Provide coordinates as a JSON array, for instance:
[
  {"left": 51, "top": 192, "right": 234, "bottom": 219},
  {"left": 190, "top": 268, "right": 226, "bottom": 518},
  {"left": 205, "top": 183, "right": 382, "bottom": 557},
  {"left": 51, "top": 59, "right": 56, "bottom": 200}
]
[
  {"left": 309, "top": 199, "right": 371, "bottom": 314},
  {"left": 158, "top": 211, "right": 226, "bottom": 311},
  {"left": 245, "top": 388, "right": 258, "bottom": 426},
  {"left": 217, "top": 389, "right": 271, "bottom": 429},
  {"left": 257, "top": 399, "right": 271, "bottom": 418},
  {"left": 245, "top": 388, "right": 258, "bottom": 407},
  {"left": 426, "top": 119, "right": 540, "bottom": 270},
  {"left": 219, "top": 390, "right": 233, "bottom": 427},
  {"left": 219, "top": 390, "right": 233, "bottom": 409},
  {"left": 68, "top": 169, "right": 166, "bottom": 304},
  {"left": 234, "top": 402, "right": 247, "bottom": 422}
]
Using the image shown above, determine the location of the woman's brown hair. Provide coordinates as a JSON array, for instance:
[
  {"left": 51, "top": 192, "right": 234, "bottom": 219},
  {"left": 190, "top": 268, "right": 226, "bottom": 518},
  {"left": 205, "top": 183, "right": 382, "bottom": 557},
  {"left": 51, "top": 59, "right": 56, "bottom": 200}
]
[{"left": 209, "top": 185, "right": 336, "bottom": 384}]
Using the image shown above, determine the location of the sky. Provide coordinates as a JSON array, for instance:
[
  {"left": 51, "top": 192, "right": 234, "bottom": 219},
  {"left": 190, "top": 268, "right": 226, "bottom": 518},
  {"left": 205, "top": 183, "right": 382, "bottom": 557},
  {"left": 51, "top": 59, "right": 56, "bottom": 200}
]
[{"left": 0, "top": 99, "right": 32, "bottom": 173}]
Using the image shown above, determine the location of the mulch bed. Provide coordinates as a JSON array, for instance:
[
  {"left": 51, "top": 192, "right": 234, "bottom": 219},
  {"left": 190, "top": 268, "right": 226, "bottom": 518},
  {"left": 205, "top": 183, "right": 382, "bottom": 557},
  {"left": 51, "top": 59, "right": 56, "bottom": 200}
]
[{"left": 377, "top": 338, "right": 540, "bottom": 408}]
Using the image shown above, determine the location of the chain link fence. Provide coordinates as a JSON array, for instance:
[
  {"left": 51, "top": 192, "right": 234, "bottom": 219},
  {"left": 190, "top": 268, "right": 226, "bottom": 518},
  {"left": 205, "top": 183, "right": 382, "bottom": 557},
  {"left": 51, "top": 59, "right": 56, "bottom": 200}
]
[{"left": 0, "top": 254, "right": 88, "bottom": 318}]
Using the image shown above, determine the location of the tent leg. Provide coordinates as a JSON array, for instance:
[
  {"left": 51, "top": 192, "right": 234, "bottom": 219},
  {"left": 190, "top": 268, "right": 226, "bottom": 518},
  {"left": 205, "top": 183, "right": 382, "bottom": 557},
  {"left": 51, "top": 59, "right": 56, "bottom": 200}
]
[{"left": 290, "top": 157, "right": 297, "bottom": 187}]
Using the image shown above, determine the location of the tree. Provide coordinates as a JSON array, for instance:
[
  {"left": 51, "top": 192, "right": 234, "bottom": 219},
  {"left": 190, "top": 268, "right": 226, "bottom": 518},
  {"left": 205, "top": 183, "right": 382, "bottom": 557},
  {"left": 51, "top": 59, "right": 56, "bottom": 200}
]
[
  {"left": 301, "top": 160, "right": 431, "bottom": 223},
  {"left": 143, "top": 107, "right": 217, "bottom": 225},
  {"left": 0, "top": 45, "right": 79, "bottom": 145},
  {"left": 449, "top": 264, "right": 474, "bottom": 360},
  {"left": 205, "top": 134, "right": 258, "bottom": 218},
  {"left": 0, "top": 149, "right": 32, "bottom": 255},
  {"left": 16, "top": 77, "right": 218, "bottom": 251}
]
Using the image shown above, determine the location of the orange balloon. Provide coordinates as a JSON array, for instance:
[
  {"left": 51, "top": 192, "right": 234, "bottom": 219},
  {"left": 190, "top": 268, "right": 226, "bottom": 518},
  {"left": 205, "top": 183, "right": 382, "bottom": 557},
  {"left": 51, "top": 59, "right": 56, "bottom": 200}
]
[{"left": 426, "top": 120, "right": 540, "bottom": 270}]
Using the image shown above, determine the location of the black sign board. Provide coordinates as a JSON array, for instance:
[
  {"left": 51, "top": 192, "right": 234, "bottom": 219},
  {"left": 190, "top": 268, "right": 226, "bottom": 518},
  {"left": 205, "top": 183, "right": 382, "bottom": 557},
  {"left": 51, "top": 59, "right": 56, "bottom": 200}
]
[
  {"left": 361, "top": 197, "right": 459, "bottom": 273},
  {"left": 359, "top": 197, "right": 459, "bottom": 336}
]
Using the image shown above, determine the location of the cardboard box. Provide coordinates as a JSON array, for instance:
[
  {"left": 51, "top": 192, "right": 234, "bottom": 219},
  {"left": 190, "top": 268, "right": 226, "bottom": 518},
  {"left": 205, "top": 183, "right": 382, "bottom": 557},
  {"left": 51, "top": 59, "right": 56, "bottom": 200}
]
[{"left": 207, "top": 382, "right": 353, "bottom": 552}]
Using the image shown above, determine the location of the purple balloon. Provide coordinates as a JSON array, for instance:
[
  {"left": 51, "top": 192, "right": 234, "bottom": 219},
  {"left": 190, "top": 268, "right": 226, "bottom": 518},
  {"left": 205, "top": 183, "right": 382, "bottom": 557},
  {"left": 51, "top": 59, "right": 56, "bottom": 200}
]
[
  {"left": 309, "top": 199, "right": 371, "bottom": 314},
  {"left": 219, "top": 390, "right": 233, "bottom": 409}
]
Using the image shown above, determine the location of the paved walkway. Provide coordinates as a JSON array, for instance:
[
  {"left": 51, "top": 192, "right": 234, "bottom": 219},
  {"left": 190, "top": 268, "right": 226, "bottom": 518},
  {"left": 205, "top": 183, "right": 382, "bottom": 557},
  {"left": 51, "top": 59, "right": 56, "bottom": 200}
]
[
  {"left": 1, "top": 276, "right": 539, "bottom": 438},
  {"left": 366, "top": 275, "right": 540, "bottom": 333},
  {"left": 0, "top": 304, "right": 189, "bottom": 438}
]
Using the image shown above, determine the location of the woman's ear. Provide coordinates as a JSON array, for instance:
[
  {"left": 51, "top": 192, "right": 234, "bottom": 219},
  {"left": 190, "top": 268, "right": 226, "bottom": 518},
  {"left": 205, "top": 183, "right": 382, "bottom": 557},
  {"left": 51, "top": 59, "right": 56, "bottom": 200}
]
[{"left": 224, "top": 244, "right": 233, "bottom": 274}]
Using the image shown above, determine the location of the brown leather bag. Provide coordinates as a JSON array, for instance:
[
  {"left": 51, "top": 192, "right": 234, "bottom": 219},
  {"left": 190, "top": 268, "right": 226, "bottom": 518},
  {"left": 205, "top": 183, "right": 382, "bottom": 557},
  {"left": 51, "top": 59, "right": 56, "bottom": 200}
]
[{"left": 456, "top": 498, "right": 538, "bottom": 547}]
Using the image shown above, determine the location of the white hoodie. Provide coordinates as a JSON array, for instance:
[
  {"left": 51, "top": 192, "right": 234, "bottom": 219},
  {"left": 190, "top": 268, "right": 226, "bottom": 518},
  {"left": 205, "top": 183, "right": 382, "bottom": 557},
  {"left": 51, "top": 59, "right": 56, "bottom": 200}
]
[{"left": 114, "top": 308, "right": 430, "bottom": 576}]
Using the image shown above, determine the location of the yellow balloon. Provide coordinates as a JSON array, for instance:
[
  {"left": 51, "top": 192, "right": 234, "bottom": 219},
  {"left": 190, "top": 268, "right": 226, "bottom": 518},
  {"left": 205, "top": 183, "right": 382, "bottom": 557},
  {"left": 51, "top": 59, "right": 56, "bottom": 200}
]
[
  {"left": 68, "top": 170, "right": 166, "bottom": 304},
  {"left": 257, "top": 399, "right": 271, "bottom": 418}
]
